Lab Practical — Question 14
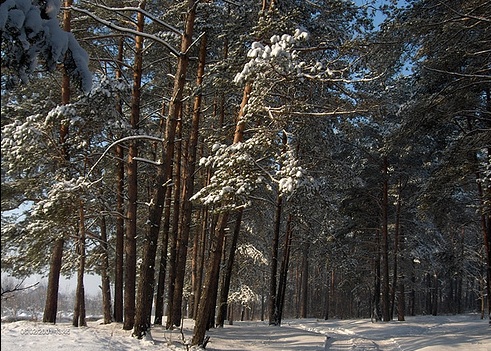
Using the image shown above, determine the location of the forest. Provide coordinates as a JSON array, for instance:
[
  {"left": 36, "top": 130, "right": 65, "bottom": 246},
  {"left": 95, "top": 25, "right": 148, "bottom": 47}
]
[{"left": 1, "top": 0, "right": 490, "bottom": 347}]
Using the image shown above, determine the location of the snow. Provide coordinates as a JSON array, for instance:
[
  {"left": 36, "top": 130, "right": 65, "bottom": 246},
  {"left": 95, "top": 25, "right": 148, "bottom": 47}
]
[
  {"left": 1, "top": 0, "right": 92, "bottom": 91},
  {"left": 1, "top": 314, "right": 489, "bottom": 351}
]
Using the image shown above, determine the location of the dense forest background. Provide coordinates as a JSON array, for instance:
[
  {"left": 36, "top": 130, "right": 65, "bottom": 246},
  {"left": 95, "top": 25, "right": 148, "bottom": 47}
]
[{"left": 1, "top": 0, "right": 490, "bottom": 345}]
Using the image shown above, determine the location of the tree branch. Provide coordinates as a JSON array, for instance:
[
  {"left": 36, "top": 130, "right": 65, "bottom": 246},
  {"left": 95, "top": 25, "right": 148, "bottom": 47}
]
[
  {"left": 1, "top": 279, "right": 39, "bottom": 298},
  {"left": 70, "top": 6, "right": 180, "bottom": 57}
]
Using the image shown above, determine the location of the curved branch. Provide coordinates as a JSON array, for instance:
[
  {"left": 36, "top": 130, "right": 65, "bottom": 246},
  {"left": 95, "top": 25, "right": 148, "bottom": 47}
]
[{"left": 87, "top": 135, "right": 163, "bottom": 178}]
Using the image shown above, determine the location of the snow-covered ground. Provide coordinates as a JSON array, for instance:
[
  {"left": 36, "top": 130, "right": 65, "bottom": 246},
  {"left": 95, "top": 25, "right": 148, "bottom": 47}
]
[{"left": 1, "top": 314, "right": 489, "bottom": 350}]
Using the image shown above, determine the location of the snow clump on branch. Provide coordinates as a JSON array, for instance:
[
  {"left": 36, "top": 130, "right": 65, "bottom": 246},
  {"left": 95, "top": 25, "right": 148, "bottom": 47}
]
[
  {"left": 0, "top": 0, "right": 92, "bottom": 92},
  {"left": 233, "top": 28, "right": 310, "bottom": 85},
  {"left": 237, "top": 244, "right": 268, "bottom": 265},
  {"left": 228, "top": 285, "right": 259, "bottom": 305}
]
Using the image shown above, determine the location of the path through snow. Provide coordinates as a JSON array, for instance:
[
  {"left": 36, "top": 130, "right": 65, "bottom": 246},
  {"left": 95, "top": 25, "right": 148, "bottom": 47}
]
[{"left": 1, "top": 313, "right": 489, "bottom": 350}]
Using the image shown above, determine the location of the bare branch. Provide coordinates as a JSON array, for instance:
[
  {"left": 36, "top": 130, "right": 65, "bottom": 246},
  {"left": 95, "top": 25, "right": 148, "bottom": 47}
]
[
  {"left": 1, "top": 279, "right": 40, "bottom": 298},
  {"left": 267, "top": 107, "right": 368, "bottom": 117},
  {"left": 423, "top": 65, "right": 491, "bottom": 80},
  {"left": 78, "top": 1, "right": 184, "bottom": 35},
  {"left": 87, "top": 135, "right": 164, "bottom": 178},
  {"left": 70, "top": 6, "right": 180, "bottom": 57}
]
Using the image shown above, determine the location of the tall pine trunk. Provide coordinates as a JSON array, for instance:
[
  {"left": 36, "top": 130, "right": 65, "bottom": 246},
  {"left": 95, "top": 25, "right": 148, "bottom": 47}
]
[
  {"left": 391, "top": 180, "right": 404, "bottom": 321},
  {"left": 73, "top": 202, "right": 87, "bottom": 327},
  {"left": 381, "top": 155, "right": 391, "bottom": 322},
  {"left": 43, "top": 0, "right": 71, "bottom": 324},
  {"left": 133, "top": 0, "right": 197, "bottom": 338},
  {"left": 372, "top": 229, "right": 381, "bottom": 322},
  {"left": 169, "top": 33, "right": 207, "bottom": 327},
  {"left": 122, "top": 0, "right": 145, "bottom": 328},
  {"left": 100, "top": 215, "right": 112, "bottom": 324},
  {"left": 269, "top": 130, "right": 288, "bottom": 325},
  {"left": 269, "top": 192, "right": 282, "bottom": 325},
  {"left": 166, "top": 116, "right": 183, "bottom": 329},
  {"left": 113, "top": 36, "right": 125, "bottom": 324},
  {"left": 192, "top": 213, "right": 229, "bottom": 346},
  {"left": 299, "top": 241, "right": 309, "bottom": 319},
  {"left": 216, "top": 210, "right": 243, "bottom": 327},
  {"left": 275, "top": 214, "right": 293, "bottom": 325},
  {"left": 154, "top": 185, "right": 172, "bottom": 325},
  {"left": 192, "top": 81, "right": 252, "bottom": 346},
  {"left": 154, "top": 99, "right": 173, "bottom": 326},
  {"left": 192, "top": 205, "right": 210, "bottom": 319},
  {"left": 43, "top": 238, "right": 64, "bottom": 323}
]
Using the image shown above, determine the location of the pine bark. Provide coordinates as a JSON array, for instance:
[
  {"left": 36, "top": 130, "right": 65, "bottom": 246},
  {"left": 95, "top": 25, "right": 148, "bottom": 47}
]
[
  {"left": 299, "top": 241, "right": 309, "bottom": 319},
  {"left": 122, "top": 0, "right": 145, "bottom": 328},
  {"left": 100, "top": 215, "right": 112, "bottom": 324},
  {"left": 381, "top": 155, "right": 391, "bottom": 322},
  {"left": 372, "top": 229, "right": 381, "bottom": 322},
  {"left": 73, "top": 202, "right": 87, "bottom": 327},
  {"left": 192, "top": 81, "right": 252, "bottom": 345},
  {"left": 169, "top": 33, "right": 207, "bottom": 327},
  {"left": 192, "top": 212, "right": 229, "bottom": 345},
  {"left": 275, "top": 214, "right": 293, "bottom": 325},
  {"left": 192, "top": 205, "right": 209, "bottom": 319},
  {"left": 113, "top": 36, "right": 125, "bottom": 324},
  {"left": 268, "top": 193, "right": 282, "bottom": 325},
  {"left": 43, "top": 238, "right": 64, "bottom": 323},
  {"left": 154, "top": 99, "right": 173, "bottom": 326},
  {"left": 166, "top": 117, "right": 183, "bottom": 329},
  {"left": 42, "top": 0, "right": 71, "bottom": 324},
  {"left": 269, "top": 130, "right": 288, "bottom": 325},
  {"left": 391, "top": 180, "right": 404, "bottom": 321},
  {"left": 133, "top": 0, "right": 197, "bottom": 337},
  {"left": 216, "top": 210, "right": 243, "bottom": 327},
  {"left": 153, "top": 185, "right": 172, "bottom": 325}
]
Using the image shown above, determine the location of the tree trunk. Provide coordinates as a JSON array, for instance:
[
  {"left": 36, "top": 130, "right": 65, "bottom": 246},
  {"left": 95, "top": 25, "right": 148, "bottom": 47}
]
[
  {"left": 269, "top": 129, "right": 288, "bottom": 326},
  {"left": 192, "top": 212, "right": 229, "bottom": 346},
  {"left": 154, "top": 95, "right": 173, "bottom": 326},
  {"left": 166, "top": 115, "right": 183, "bottom": 329},
  {"left": 409, "top": 259, "right": 416, "bottom": 316},
  {"left": 192, "top": 205, "right": 210, "bottom": 319},
  {"left": 391, "top": 180, "right": 404, "bottom": 320},
  {"left": 123, "top": 1, "right": 145, "bottom": 330},
  {"left": 133, "top": 0, "right": 197, "bottom": 337},
  {"left": 189, "top": 207, "right": 201, "bottom": 319},
  {"left": 216, "top": 210, "right": 243, "bottom": 327},
  {"left": 113, "top": 36, "right": 125, "bottom": 324},
  {"left": 192, "top": 78, "right": 251, "bottom": 346},
  {"left": 432, "top": 273, "right": 438, "bottom": 316},
  {"left": 426, "top": 272, "right": 432, "bottom": 314},
  {"left": 170, "top": 32, "right": 207, "bottom": 328},
  {"left": 73, "top": 202, "right": 87, "bottom": 327},
  {"left": 275, "top": 213, "right": 293, "bottom": 325},
  {"left": 268, "top": 193, "right": 282, "bottom": 325},
  {"left": 299, "top": 241, "right": 309, "bottom": 319},
  {"left": 43, "top": 238, "right": 64, "bottom": 323},
  {"left": 154, "top": 185, "right": 172, "bottom": 325},
  {"left": 381, "top": 155, "right": 390, "bottom": 322},
  {"left": 476, "top": 156, "right": 491, "bottom": 324},
  {"left": 100, "top": 214, "right": 112, "bottom": 324},
  {"left": 372, "top": 229, "right": 381, "bottom": 322},
  {"left": 43, "top": 0, "right": 71, "bottom": 324}
]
